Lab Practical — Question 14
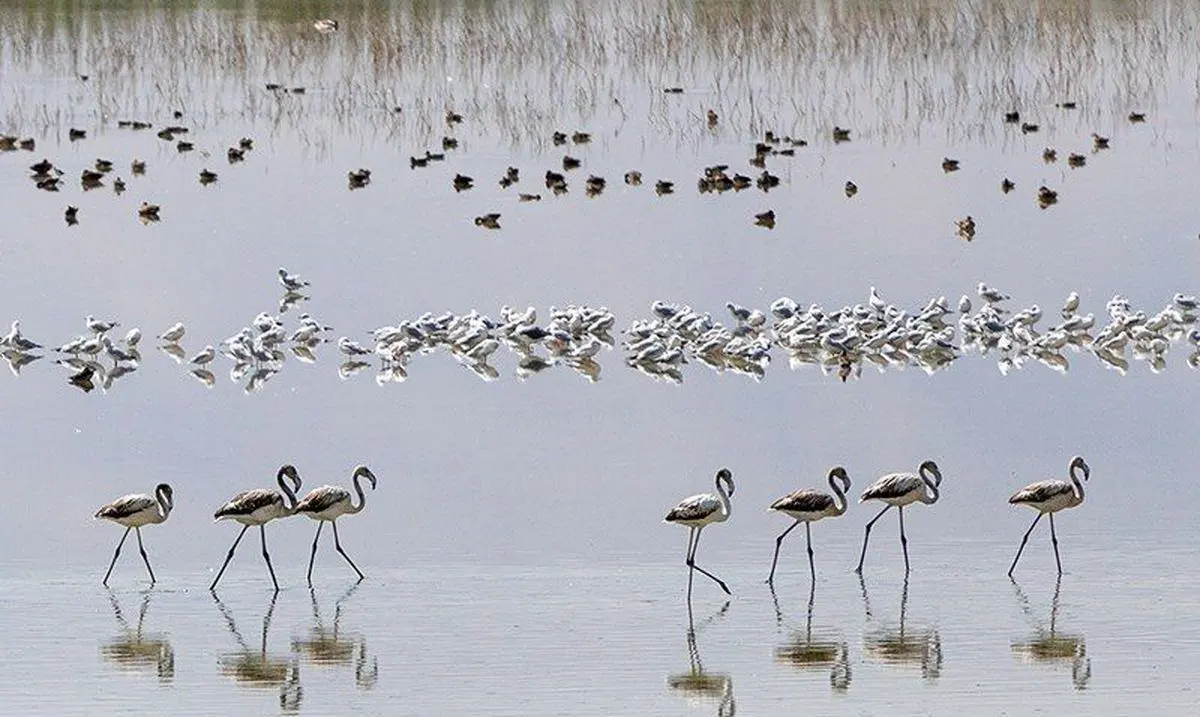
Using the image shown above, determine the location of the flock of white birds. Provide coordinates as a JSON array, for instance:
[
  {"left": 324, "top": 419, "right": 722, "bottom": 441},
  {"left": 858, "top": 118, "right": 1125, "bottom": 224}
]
[{"left": 2, "top": 274, "right": 1199, "bottom": 392}]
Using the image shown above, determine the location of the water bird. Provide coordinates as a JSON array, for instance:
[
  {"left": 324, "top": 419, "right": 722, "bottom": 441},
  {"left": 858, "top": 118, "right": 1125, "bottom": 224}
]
[
  {"left": 855, "top": 461, "right": 943, "bottom": 574},
  {"left": 956, "top": 216, "right": 976, "bottom": 241},
  {"left": 81, "top": 168, "right": 104, "bottom": 183},
  {"left": 95, "top": 484, "right": 174, "bottom": 586},
  {"left": 69, "top": 128, "right": 87, "bottom": 141},
  {"left": 767, "top": 466, "right": 850, "bottom": 584},
  {"left": 124, "top": 328, "right": 142, "bottom": 348},
  {"left": 1004, "top": 111, "right": 1020, "bottom": 123},
  {"left": 706, "top": 109, "right": 718, "bottom": 127},
  {"left": 1062, "top": 292, "right": 1080, "bottom": 317},
  {"left": 337, "top": 336, "right": 372, "bottom": 357},
  {"left": 294, "top": 466, "right": 378, "bottom": 585},
  {"left": 290, "top": 87, "right": 306, "bottom": 94},
  {"left": 16, "top": 137, "right": 32, "bottom": 150},
  {"left": 348, "top": 169, "right": 371, "bottom": 189},
  {"left": 313, "top": 18, "right": 338, "bottom": 32},
  {"left": 1128, "top": 112, "right": 1146, "bottom": 123},
  {"left": 442, "top": 136, "right": 458, "bottom": 150},
  {"left": 1021, "top": 122, "right": 1039, "bottom": 134},
  {"left": 113, "top": 178, "right": 126, "bottom": 194},
  {"left": 664, "top": 86, "right": 684, "bottom": 94},
  {"left": 68, "top": 364, "right": 96, "bottom": 392},
  {"left": 278, "top": 268, "right": 310, "bottom": 292},
  {"left": 474, "top": 213, "right": 501, "bottom": 229},
  {"left": 655, "top": 180, "right": 675, "bottom": 195},
  {"left": 572, "top": 131, "right": 591, "bottom": 144},
  {"left": 65, "top": 205, "right": 79, "bottom": 225},
  {"left": 29, "top": 158, "right": 54, "bottom": 174},
  {"left": 138, "top": 202, "right": 161, "bottom": 221},
  {"left": 665, "top": 468, "right": 735, "bottom": 599},
  {"left": 1067, "top": 154, "right": 1086, "bottom": 168},
  {"left": 190, "top": 345, "right": 215, "bottom": 368},
  {"left": 755, "top": 210, "right": 776, "bottom": 229},
  {"left": 239, "top": 138, "right": 253, "bottom": 150},
  {"left": 210, "top": 465, "right": 303, "bottom": 592},
  {"left": 199, "top": 168, "right": 218, "bottom": 185},
  {"left": 95, "top": 158, "right": 114, "bottom": 173},
  {"left": 1173, "top": 293, "right": 1198, "bottom": 311},
  {"left": 1091, "top": 133, "right": 1110, "bottom": 150},
  {"left": 1002, "top": 178, "right": 1016, "bottom": 194},
  {"left": 844, "top": 181, "right": 858, "bottom": 197},
  {"left": 518, "top": 193, "right": 541, "bottom": 202},
  {"left": 0, "top": 135, "right": 14, "bottom": 150},
  {"left": 452, "top": 173, "right": 474, "bottom": 191},
  {"left": 624, "top": 170, "right": 642, "bottom": 186},
  {"left": 552, "top": 131, "right": 567, "bottom": 145},
  {"left": 87, "top": 315, "right": 120, "bottom": 334},
  {"left": 562, "top": 155, "right": 581, "bottom": 170},
  {"left": 176, "top": 141, "right": 194, "bottom": 152},
  {"left": 1042, "top": 148, "right": 1057, "bottom": 163},
  {"left": 977, "top": 283, "right": 1010, "bottom": 304},
  {"left": 131, "top": 159, "right": 146, "bottom": 175},
  {"left": 1008, "top": 456, "right": 1090, "bottom": 576},
  {"left": 1037, "top": 186, "right": 1059, "bottom": 207},
  {"left": 446, "top": 110, "right": 463, "bottom": 124},
  {"left": 832, "top": 126, "right": 851, "bottom": 142},
  {"left": 941, "top": 158, "right": 960, "bottom": 172},
  {"left": 158, "top": 322, "right": 186, "bottom": 343}
]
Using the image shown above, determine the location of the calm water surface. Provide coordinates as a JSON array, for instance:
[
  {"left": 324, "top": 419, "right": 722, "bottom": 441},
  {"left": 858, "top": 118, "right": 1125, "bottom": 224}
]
[{"left": 2, "top": 1, "right": 1200, "bottom": 714}]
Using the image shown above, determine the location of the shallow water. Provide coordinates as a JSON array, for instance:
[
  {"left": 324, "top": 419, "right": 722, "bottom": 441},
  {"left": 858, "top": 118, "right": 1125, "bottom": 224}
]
[{"left": 2, "top": 1, "right": 1200, "bottom": 714}]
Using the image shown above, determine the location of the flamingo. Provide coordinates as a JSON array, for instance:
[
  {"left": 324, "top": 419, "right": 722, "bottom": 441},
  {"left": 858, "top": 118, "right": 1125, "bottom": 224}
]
[
  {"left": 95, "top": 483, "right": 174, "bottom": 586},
  {"left": 294, "top": 466, "right": 378, "bottom": 585},
  {"left": 665, "top": 468, "right": 735, "bottom": 600},
  {"left": 856, "top": 461, "right": 943, "bottom": 574},
  {"left": 767, "top": 466, "right": 851, "bottom": 584},
  {"left": 210, "top": 465, "right": 302, "bottom": 592},
  {"left": 1007, "top": 456, "right": 1090, "bottom": 576}
]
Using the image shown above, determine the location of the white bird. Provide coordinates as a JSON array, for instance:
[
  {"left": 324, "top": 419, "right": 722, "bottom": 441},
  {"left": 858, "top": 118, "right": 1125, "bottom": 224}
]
[
  {"left": 869, "top": 287, "right": 887, "bottom": 314},
  {"left": 338, "top": 336, "right": 372, "bottom": 356},
  {"left": 977, "top": 283, "right": 1011, "bottom": 304},
  {"left": 957, "top": 295, "right": 971, "bottom": 313},
  {"left": 313, "top": 18, "right": 338, "bottom": 33},
  {"left": 1007, "top": 456, "right": 1090, "bottom": 576},
  {"left": 103, "top": 337, "right": 138, "bottom": 364},
  {"left": 664, "top": 468, "right": 735, "bottom": 599},
  {"left": 159, "top": 322, "right": 186, "bottom": 343},
  {"left": 767, "top": 466, "right": 851, "bottom": 584},
  {"left": 210, "top": 465, "right": 303, "bottom": 592},
  {"left": 124, "top": 327, "right": 142, "bottom": 347},
  {"left": 278, "top": 268, "right": 310, "bottom": 292},
  {"left": 94, "top": 483, "right": 174, "bottom": 586},
  {"left": 294, "top": 465, "right": 378, "bottom": 585},
  {"left": 190, "top": 345, "right": 215, "bottom": 367},
  {"left": 1174, "top": 293, "right": 1198, "bottom": 312},
  {"left": 1061, "top": 292, "right": 1080, "bottom": 318},
  {"left": 0, "top": 320, "right": 20, "bottom": 347},
  {"left": 87, "top": 315, "right": 120, "bottom": 334},
  {"left": 856, "top": 460, "right": 943, "bottom": 574}
]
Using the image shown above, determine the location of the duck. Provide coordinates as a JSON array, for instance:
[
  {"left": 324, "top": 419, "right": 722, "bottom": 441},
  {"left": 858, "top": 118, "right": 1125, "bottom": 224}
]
[
  {"left": 65, "top": 206, "right": 79, "bottom": 225},
  {"left": 1128, "top": 112, "right": 1146, "bottom": 123},
  {"left": 1057, "top": 101, "right": 1077, "bottom": 109},
  {"left": 291, "top": 86, "right": 306, "bottom": 94},
  {"left": 1021, "top": 122, "right": 1039, "bottom": 134},
  {"left": 562, "top": 155, "right": 581, "bottom": 170},
  {"left": 442, "top": 136, "right": 459, "bottom": 150},
  {"left": 409, "top": 155, "right": 429, "bottom": 168},
  {"left": 754, "top": 210, "right": 776, "bottom": 228},
  {"left": 227, "top": 147, "right": 245, "bottom": 162},
  {"left": 505, "top": 166, "right": 519, "bottom": 183},
  {"left": 36, "top": 176, "right": 61, "bottom": 191},
  {"left": 474, "top": 213, "right": 501, "bottom": 229},
  {"left": 655, "top": 180, "right": 674, "bottom": 195},
  {"left": 1004, "top": 111, "right": 1020, "bottom": 123},
  {"left": 585, "top": 175, "right": 606, "bottom": 192},
  {"left": 571, "top": 131, "right": 591, "bottom": 144},
  {"left": 239, "top": 137, "right": 254, "bottom": 149},
  {"left": 199, "top": 168, "right": 218, "bottom": 185},
  {"left": 29, "top": 159, "right": 54, "bottom": 174},
  {"left": 844, "top": 180, "right": 858, "bottom": 197},
  {"left": 1037, "top": 186, "right": 1059, "bottom": 207},
  {"left": 552, "top": 131, "right": 568, "bottom": 145},
  {"left": 1067, "top": 153, "right": 1086, "bottom": 168},
  {"left": 0, "top": 135, "right": 15, "bottom": 150},
  {"left": 732, "top": 174, "right": 752, "bottom": 190},
  {"left": 176, "top": 140, "right": 194, "bottom": 152},
  {"left": 313, "top": 18, "right": 339, "bottom": 32},
  {"left": 941, "top": 157, "right": 960, "bottom": 172},
  {"left": 663, "top": 86, "right": 684, "bottom": 94},
  {"left": 131, "top": 159, "right": 146, "bottom": 175},
  {"left": 518, "top": 193, "right": 541, "bottom": 202},
  {"left": 68, "top": 128, "right": 87, "bottom": 141},
  {"left": 757, "top": 171, "right": 780, "bottom": 190},
  {"left": 424, "top": 150, "right": 445, "bottom": 162},
  {"left": 81, "top": 168, "right": 104, "bottom": 183},
  {"left": 624, "top": 170, "right": 642, "bottom": 186},
  {"left": 832, "top": 126, "right": 851, "bottom": 142},
  {"left": 956, "top": 216, "right": 976, "bottom": 240},
  {"left": 113, "top": 177, "right": 126, "bottom": 194},
  {"left": 706, "top": 109, "right": 718, "bottom": 127},
  {"left": 1042, "top": 148, "right": 1057, "bottom": 163},
  {"left": 452, "top": 173, "right": 474, "bottom": 191},
  {"left": 138, "top": 202, "right": 161, "bottom": 220},
  {"left": 1092, "top": 133, "right": 1110, "bottom": 150},
  {"left": 544, "top": 170, "right": 566, "bottom": 188},
  {"left": 17, "top": 138, "right": 34, "bottom": 151},
  {"left": 445, "top": 110, "right": 464, "bottom": 124},
  {"left": 1001, "top": 178, "right": 1016, "bottom": 194},
  {"left": 348, "top": 169, "right": 371, "bottom": 188}
]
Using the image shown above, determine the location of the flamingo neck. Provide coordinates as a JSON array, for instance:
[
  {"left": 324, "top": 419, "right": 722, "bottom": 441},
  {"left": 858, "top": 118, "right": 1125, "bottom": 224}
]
[
  {"left": 1070, "top": 465, "right": 1086, "bottom": 503},
  {"left": 830, "top": 474, "right": 848, "bottom": 515},
  {"left": 157, "top": 489, "right": 173, "bottom": 520},
  {"left": 278, "top": 472, "right": 299, "bottom": 510},
  {"left": 349, "top": 473, "right": 368, "bottom": 514},
  {"left": 715, "top": 477, "right": 731, "bottom": 519},
  {"left": 921, "top": 471, "right": 940, "bottom": 504}
]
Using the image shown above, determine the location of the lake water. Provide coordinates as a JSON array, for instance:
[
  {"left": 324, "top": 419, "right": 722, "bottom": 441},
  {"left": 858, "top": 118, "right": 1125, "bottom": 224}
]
[{"left": 2, "top": 1, "right": 1200, "bottom": 714}]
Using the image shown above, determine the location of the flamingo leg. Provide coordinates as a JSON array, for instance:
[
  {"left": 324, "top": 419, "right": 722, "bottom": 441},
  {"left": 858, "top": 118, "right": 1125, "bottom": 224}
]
[
  {"left": 1049, "top": 513, "right": 1063, "bottom": 574},
  {"left": 260, "top": 525, "right": 280, "bottom": 592},
  {"left": 685, "top": 527, "right": 698, "bottom": 602},
  {"left": 1007, "top": 513, "right": 1043, "bottom": 577},
  {"left": 855, "top": 506, "right": 891, "bottom": 573},
  {"left": 805, "top": 522, "right": 816, "bottom": 583},
  {"left": 686, "top": 526, "right": 731, "bottom": 596},
  {"left": 102, "top": 527, "right": 131, "bottom": 586},
  {"left": 210, "top": 525, "right": 249, "bottom": 591},
  {"left": 306, "top": 521, "right": 324, "bottom": 586},
  {"left": 332, "top": 521, "right": 365, "bottom": 581},
  {"left": 767, "top": 520, "right": 802, "bottom": 584},
  {"left": 135, "top": 527, "right": 156, "bottom": 585},
  {"left": 898, "top": 506, "right": 910, "bottom": 574}
]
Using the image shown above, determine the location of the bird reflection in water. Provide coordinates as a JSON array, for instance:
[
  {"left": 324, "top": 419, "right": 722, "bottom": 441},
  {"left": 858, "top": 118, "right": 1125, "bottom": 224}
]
[
  {"left": 1011, "top": 576, "right": 1090, "bottom": 690},
  {"left": 772, "top": 585, "right": 851, "bottom": 691},
  {"left": 100, "top": 589, "right": 174, "bottom": 682},
  {"left": 213, "top": 593, "right": 303, "bottom": 713},
  {"left": 859, "top": 575, "right": 942, "bottom": 679},
  {"left": 291, "top": 583, "right": 379, "bottom": 689},
  {"left": 667, "top": 602, "right": 735, "bottom": 717}
]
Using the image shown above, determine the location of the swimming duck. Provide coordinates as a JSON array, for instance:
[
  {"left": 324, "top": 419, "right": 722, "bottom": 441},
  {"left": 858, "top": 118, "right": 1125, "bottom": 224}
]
[
  {"left": 138, "top": 202, "right": 161, "bottom": 220},
  {"left": 732, "top": 174, "right": 752, "bottom": 190},
  {"left": 424, "top": 150, "right": 445, "bottom": 162},
  {"left": 552, "top": 131, "right": 568, "bottom": 145},
  {"left": 0, "top": 135, "right": 14, "bottom": 150},
  {"left": 776, "top": 147, "right": 795, "bottom": 157},
  {"left": 409, "top": 155, "right": 428, "bottom": 168},
  {"left": 585, "top": 175, "right": 606, "bottom": 190},
  {"left": 624, "top": 170, "right": 642, "bottom": 186},
  {"left": 518, "top": 193, "right": 541, "bottom": 202},
  {"left": 113, "top": 178, "right": 126, "bottom": 194},
  {"left": 545, "top": 170, "right": 566, "bottom": 188},
  {"left": 239, "top": 138, "right": 254, "bottom": 149},
  {"left": 442, "top": 136, "right": 458, "bottom": 150},
  {"left": 348, "top": 169, "right": 371, "bottom": 188},
  {"left": 313, "top": 19, "right": 338, "bottom": 32},
  {"left": 291, "top": 87, "right": 306, "bottom": 94},
  {"left": 69, "top": 128, "right": 87, "bottom": 141},
  {"left": 65, "top": 206, "right": 79, "bottom": 225},
  {"left": 176, "top": 140, "right": 194, "bottom": 152},
  {"left": 1001, "top": 178, "right": 1015, "bottom": 194},
  {"left": 844, "top": 180, "right": 858, "bottom": 197},
  {"left": 1037, "top": 186, "right": 1058, "bottom": 207},
  {"left": 131, "top": 159, "right": 146, "bottom": 175},
  {"left": 572, "top": 131, "right": 591, "bottom": 144},
  {"left": 1004, "top": 111, "right": 1020, "bottom": 123},
  {"left": 832, "top": 126, "right": 851, "bottom": 142},
  {"left": 446, "top": 110, "right": 463, "bottom": 124},
  {"left": 1057, "top": 101, "right": 1077, "bottom": 109},
  {"left": 757, "top": 171, "right": 780, "bottom": 190},
  {"left": 706, "top": 109, "right": 718, "bottom": 127},
  {"left": 81, "top": 168, "right": 104, "bottom": 183},
  {"left": 664, "top": 87, "right": 684, "bottom": 94},
  {"left": 655, "top": 180, "right": 674, "bottom": 195},
  {"left": 1091, "top": 133, "right": 1110, "bottom": 150},
  {"left": 1128, "top": 112, "right": 1146, "bottom": 123},
  {"left": 228, "top": 147, "right": 245, "bottom": 162},
  {"left": 95, "top": 158, "right": 114, "bottom": 173},
  {"left": 956, "top": 216, "right": 976, "bottom": 240},
  {"left": 1021, "top": 122, "right": 1039, "bottom": 134},
  {"left": 474, "top": 213, "right": 501, "bottom": 229},
  {"left": 505, "top": 167, "right": 519, "bottom": 183},
  {"left": 29, "top": 159, "right": 54, "bottom": 175},
  {"left": 199, "top": 168, "right": 218, "bottom": 185},
  {"left": 452, "top": 173, "right": 474, "bottom": 191},
  {"left": 36, "top": 176, "right": 61, "bottom": 191},
  {"left": 265, "top": 83, "right": 282, "bottom": 91},
  {"left": 1067, "top": 153, "right": 1086, "bottom": 168},
  {"left": 1042, "top": 148, "right": 1057, "bottom": 163},
  {"left": 754, "top": 210, "right": 776, "bottom": 228},
  {"left": 562, "top": 155, "right": 581, "bottom": 170},
  {"left": 942, "top": 158, "right": 960, "bottom": 172}
]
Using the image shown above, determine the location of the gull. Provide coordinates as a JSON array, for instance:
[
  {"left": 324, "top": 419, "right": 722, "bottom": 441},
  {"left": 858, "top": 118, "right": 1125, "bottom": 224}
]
[
  {"left": 337, "top": 337, "right": 373, "bottom": 356},
  {"left": 0, "top": 320, "right": 21, "bottom": 347},
  {"left": 957, "top": 295, "right": 972, "bottom": 313},
  {"left": 190, "top": 345, "right": 215, "bottom": 367},
  {"left": 159, "top": 323, "right": 186, "bottom": 343},
  {"left": 124, "top": 328, "right": 142, "bottom": 347},
  {"left": 278, "top": 268, "right": 310, "bottom": 292},
  {"left": 1174, "top": 293, "right": 1198, "bottom": 312},
  {"left": 868, "top": 287, "right": 887, "bottom": 314},
  {"left": 253, "top": 313, "right": 279, "bottom": 333},
  {"left": 102, "top": 338, "right": 138, "bottom": 364},
  {"left": 87, "top": 315, "right": 120, "bottom": 334},
  {"left": 977, "top": 283, "right": 1010, "bottom": 304},
  {"left": 1061, "top": 292, "right": 1080, "bottom": 317}
]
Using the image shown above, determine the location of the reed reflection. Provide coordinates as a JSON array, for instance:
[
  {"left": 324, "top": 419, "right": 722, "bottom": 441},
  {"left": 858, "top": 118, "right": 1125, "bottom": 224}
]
[
  {"left": 291, "top": 583, "right": 378, "bottom": 689},
  {"left": 100, "top": 589, "right": 174, "bottom": 682},
  {"left": 667, "top": 602, "right": 734, "bottom": 717},
  {"left": 771, "top": 585, "right": 850, "bottom": 691},
  {"left": 859, "top": 576, "right": 942, "bottom": 680},
  {"left": 1011, "top": 577, "right": 1091, "bottom": 690},
  {"left": 213, "top": 593, "right": 302, "bottom": 713}
]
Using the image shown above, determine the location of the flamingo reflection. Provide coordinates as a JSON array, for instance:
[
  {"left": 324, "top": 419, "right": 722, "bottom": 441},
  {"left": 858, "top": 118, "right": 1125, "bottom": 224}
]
[
  {"left": 100, "top": 589, "right": 174, "bottom": 682},
  {"left": 291, "top": 583, "right": 379, "bottom": 689},
  {"left": 859, "top": 575, "right": 942, "bottom": 679},
  {"left": 771, "top": 585, "right": 850, "bottom": 691},
  {"left": 1011, "top": 577, "right": 1090, "bottom": 690},
  {"left": 213, "top": 593, "right": 303, "bottom": 713},
  {"left": 667, "top": 602, "right": 735, "bottom": 717}
]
